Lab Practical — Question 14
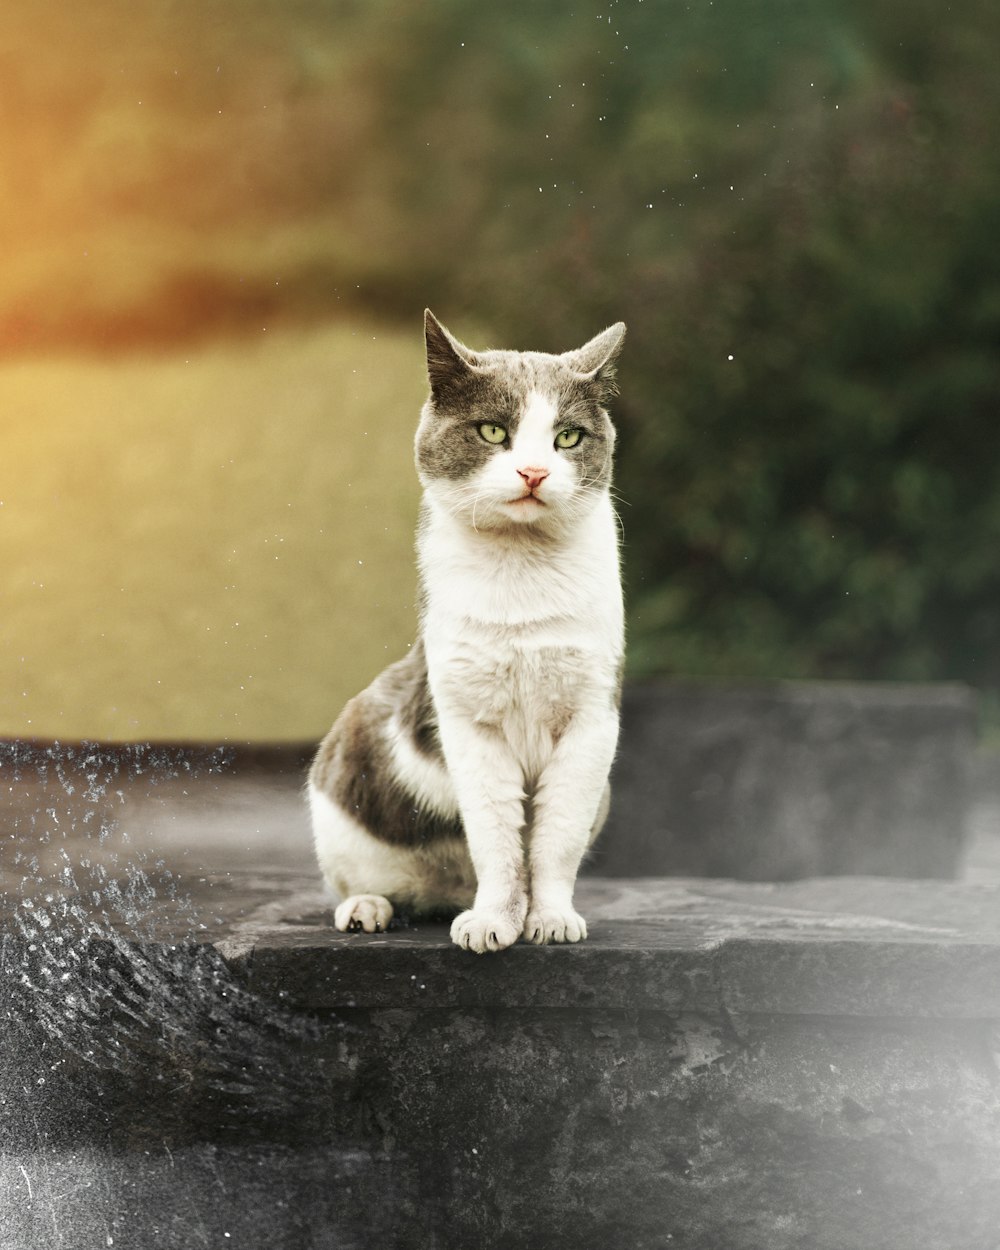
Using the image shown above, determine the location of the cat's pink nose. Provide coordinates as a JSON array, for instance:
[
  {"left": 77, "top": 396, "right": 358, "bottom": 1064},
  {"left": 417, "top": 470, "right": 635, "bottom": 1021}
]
[{"left": 517, "top": 466, "right": 550, "bottom": 491}]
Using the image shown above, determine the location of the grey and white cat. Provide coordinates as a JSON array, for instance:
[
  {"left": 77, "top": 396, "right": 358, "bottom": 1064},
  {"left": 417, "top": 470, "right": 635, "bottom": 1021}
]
[{"left": 308, "top": 310, "right": 626, "bottom": 953}]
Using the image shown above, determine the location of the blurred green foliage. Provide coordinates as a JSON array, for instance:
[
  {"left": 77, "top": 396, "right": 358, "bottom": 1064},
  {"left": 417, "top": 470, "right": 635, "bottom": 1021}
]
[
  {"left": 10, "top": 0, "right": 1000, "bottom": 697},
  {"left": 337, "top": 0, "right": 1000, "bottom": 692}
]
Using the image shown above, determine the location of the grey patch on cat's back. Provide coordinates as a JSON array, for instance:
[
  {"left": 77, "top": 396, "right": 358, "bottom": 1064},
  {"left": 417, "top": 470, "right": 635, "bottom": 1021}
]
[
  {"left": 393, "top": 639, "right": 444, "bottom": 758},
  {"left": 311, "top": 643, "right": 464, "bottom": 848}
]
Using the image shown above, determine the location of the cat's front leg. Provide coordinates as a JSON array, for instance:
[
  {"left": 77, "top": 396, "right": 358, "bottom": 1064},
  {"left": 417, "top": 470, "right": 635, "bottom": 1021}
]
[
  {"left": 437, "top": 718, "right": 528, "bottom": 954},
  {"left": 525, "top": 705, "right": 619, "bottom": 944}
]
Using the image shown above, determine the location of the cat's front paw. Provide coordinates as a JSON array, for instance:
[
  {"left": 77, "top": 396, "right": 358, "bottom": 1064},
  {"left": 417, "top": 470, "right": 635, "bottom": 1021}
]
[
  {"left": 523, "top": 906, "right": 588, "bottom": 945},
  {"left": 450, "top": 908, "right": 521, "bottom": 954},
  {"left": 334, "top": 894, "right": 394, "bottom": 933}
]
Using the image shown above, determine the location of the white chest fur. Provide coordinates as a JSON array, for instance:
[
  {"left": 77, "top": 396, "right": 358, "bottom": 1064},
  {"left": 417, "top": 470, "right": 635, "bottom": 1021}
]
[{"left": 418, "top": 494, "right": 623, "bottom": 777}]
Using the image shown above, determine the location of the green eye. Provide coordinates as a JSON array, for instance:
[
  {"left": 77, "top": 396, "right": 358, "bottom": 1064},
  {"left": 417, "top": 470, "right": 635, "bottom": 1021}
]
[
  {"left": 555, "top": 428, "right": 582, "bottom": 449},
  {"left": 479, "top": 423, "right": 508, "bottom": 445}
]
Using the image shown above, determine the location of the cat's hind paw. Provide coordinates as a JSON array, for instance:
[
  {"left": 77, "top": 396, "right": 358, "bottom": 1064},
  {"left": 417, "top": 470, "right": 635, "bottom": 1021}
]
[
  {"left": 523, "top": 906, "right": 588, "bottom": 945},
  {"left": 334, "top": 894, "right": 394, "bottom": 933},
  {"left": 450, "top": 908, "right": 521, "bottom": 954}
]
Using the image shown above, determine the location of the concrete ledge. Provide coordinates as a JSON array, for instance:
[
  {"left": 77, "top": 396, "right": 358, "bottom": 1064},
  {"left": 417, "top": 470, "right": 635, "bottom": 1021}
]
[
  {"left": 3, "top": 872, "right": 1000, "bottom": 1249},
  {"left": 212, "top": 875, "right": 1000, "bottom": 1019}
]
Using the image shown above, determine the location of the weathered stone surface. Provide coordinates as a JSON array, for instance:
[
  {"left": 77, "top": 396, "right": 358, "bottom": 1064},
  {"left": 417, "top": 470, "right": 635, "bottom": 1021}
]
[
  {"left": 3, "top": 870, "right": 1000, "bottom": 1250},
  {"left": 0, "top": 723, "right": 993, "bottom": 1250},
  {"left": 594, "top": 680, "right": 976, "bottom": 879}
]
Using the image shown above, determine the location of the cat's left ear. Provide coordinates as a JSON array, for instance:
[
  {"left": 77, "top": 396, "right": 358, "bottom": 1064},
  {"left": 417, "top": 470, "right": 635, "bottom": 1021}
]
[{"left": 563, "top": 322, "right": 627, "bottom": 399}]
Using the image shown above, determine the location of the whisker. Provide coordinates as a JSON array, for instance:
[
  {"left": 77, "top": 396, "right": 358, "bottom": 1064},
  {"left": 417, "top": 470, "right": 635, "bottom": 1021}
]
[{"left": 471, "top": 485, "right": 484, "bottom": 533}]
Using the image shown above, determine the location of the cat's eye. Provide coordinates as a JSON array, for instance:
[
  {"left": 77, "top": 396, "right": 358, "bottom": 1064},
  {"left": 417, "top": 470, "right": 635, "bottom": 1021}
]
[
  {"left": 555, "top": 428, "right": 583, "bottom": 449},
  {"left": 479, "top": 423, "right": 508, "bottom": 444}
]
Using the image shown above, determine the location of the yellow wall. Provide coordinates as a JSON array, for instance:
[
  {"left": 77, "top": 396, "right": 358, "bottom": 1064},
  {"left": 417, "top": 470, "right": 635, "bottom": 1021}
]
[{"left": 0, "top": 321, "right": 429, "bottom": 742}]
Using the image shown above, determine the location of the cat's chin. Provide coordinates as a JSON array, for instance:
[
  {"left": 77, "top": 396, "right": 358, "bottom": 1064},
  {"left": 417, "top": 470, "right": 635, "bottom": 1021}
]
[
  {"left": 503, "top": 495, "right": 547, "bottom": 519},
  {"left": 459, "top": 503, "right": 561, "bottom": 537},
  {"left": 496, "top": 496, "right": 573, "bottom": 532}
]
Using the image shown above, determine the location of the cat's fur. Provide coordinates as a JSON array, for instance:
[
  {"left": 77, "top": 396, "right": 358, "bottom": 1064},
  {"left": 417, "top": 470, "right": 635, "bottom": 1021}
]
[{"left": 308, "top": 310, "right": 626, "bottom": 953}]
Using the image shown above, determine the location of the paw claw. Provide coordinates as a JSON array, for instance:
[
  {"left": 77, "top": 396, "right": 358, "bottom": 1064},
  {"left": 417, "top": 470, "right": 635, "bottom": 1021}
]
[
  {"left": 335, "top": 894, "right": 394, "bottom": 934},
  {"left": 523, "top": 906, "right": 587, "bottom": 945},
  {"left": 450, "top": 909, "right": 521, "bottom": 954}
]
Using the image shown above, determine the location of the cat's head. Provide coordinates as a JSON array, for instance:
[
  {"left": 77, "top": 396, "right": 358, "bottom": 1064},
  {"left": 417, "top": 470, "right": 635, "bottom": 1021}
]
[{"left": 415, "top": 310, "right": 625, "bottom": 534}]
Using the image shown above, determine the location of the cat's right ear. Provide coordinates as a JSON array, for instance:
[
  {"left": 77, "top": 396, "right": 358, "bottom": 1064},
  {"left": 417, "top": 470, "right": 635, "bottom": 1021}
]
[
  {"left": 424, "top": 310, "right": 477, "bottom": 398},
  {"left": 562, "top": 322, "right": 627, "bottom": 401}
]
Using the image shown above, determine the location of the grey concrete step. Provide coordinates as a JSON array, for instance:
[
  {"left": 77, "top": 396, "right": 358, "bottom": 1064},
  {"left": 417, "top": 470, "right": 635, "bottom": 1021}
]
[
  {"left": 1, "top": 710, "right": 996, "bottom": 1250},
  {"left": 3, "top": 864, "right": 1000, "bottom": 1250}
]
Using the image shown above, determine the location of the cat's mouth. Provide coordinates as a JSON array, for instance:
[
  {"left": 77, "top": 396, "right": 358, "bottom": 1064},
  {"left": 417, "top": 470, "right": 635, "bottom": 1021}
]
[{"left": 508, "top": 491, "right": 545, "bottom": 506}]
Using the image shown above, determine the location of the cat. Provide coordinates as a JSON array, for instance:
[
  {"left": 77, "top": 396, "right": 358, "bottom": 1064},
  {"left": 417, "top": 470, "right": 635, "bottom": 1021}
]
[{"left": 308, "top": 310, "right": 626, "bottom": 953}]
